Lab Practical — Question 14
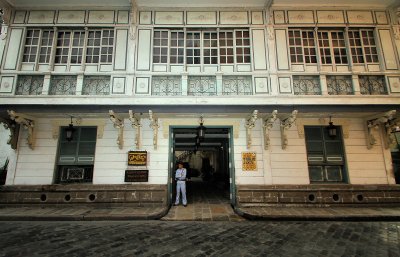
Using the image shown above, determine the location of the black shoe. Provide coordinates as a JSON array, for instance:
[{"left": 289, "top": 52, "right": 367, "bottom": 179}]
[{"left": 183, "top": 205, "right": 187, "bottom": 207}]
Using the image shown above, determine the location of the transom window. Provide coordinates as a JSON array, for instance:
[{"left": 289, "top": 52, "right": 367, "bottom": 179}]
[
  {"left": 22, "top": 28, "right": 114, "bottom": 66},
  {"left": 152, "top": 29, "right": 251, "bottom": 66}
]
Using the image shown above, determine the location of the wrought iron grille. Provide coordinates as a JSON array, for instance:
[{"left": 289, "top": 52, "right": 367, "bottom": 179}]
[
  {"left": 15, "top": 75, "right": 44, "bottom": 95},
  {"left": 222, "top": 76, "right": 252, "bottom": 95},
  {"left": 151, "top": 76, "right": 182, "bottom": 96},
  {"left": 188, "top": 76, "right": 217, "bottom": 96},
  {"left": 82, "top": 76, "right": 111, "bottom": 95},
  {"left": 49, "top": 76, "right": 77, "bottom": 95},
  {"left": 327, "top": 76, "right": 353, "bottom": 95},
  {"left": 293, "top": 76, "right": 321, "bottom": 95},
  {"left": 359, "top": 75, "right": 387, "bottom": 95}
]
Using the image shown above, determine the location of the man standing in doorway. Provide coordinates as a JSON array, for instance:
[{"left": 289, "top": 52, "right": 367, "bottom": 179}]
[{"left": 174, "top": 162, "right": 187, "bottom": 207}]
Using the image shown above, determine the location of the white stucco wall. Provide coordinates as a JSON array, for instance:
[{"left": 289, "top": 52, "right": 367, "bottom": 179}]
[{"left": 0, "top": 126, "right": 14, "bottom": 169}]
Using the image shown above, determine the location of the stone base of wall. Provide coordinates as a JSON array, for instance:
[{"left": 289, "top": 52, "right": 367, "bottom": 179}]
[
  {"left": 0, "top": 184, "right": 167, "bottom": 207},
  {"left": 236, "top": 185, "right": 400, "bottom": 207}
]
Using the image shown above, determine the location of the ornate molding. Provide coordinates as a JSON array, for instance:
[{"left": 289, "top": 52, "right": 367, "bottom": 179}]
[
  {"left": 129, "top": 110, "right": 141, "bottom": 149},
  {"left": 296, "top": 118, "right": 349, "bottom": 139},
  {"left": 109, "top": 110, "right": 124, "bottom": 149},
  {"left": 129, "top": 0, "right": 138, "bottom": 40},
  {"left": 280, "top": 110, "right": 298, "bottom": 150},
  {"left": 263, "top": 110, "right": 278, "bottom": 150},
  {"left": 365, "top": 110, "right": 397, "bottom": 149},
  {"left": 7, "top": 110, "right": 35, "bottom": 150},
  {"left": 245, "top": 110, "right": 259, "bottom": 149},
  {"left": 149, "top": 110, "right": 159, "bottom": 150}
]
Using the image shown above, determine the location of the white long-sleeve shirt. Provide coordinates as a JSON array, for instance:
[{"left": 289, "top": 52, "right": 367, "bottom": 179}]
[{"left": 175, "top": 168, "right": 187, "bottom": 181}]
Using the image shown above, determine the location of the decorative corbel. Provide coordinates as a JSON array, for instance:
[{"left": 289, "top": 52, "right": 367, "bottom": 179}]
[
  {"left": 245, "top": 110, "right": 259, "bottom": 149},
  {"left": 263, "top": 110, "right": 278, "bottom": 150},
  {"left": 384, "top": 118, "right": 400, "bottom": 149},
  {"left": 149, "top": 110, "right": 159, "bottom": 150},
  {"left": 0, "top": 8, "right": 12, "bottom": 40},
  {"left": 129, "top": 110, "right": 141, "bottom": 149},
  {"left": 7, "top": 110, "right": 35, "bottom": 149},
  {"left": 0, "top": 117, "right": 20, "bottom": 150},
  {"left": 109, "top": 110, "right": 124, "bottom": 149},
  {"left": 280, "top": 110, "right": 298, "bottom": 150},
  {"left": 365, "top": 110, "right": 396, "bottom": 149}
]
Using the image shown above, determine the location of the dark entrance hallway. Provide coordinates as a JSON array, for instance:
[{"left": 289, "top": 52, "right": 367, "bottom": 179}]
[{"left": 163, "top": 127, "right": 242, "bottom": 221}]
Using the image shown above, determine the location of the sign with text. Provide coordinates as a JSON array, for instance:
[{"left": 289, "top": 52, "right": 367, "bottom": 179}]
[
  {"left": 125, "top": 170, "right": 149, "bottom": 182},
  {"left": 128, "top": 151, "right": 147, "bottom": 166},
  {"left": 242, "top": 152, "right": 257, "bottom": 171}
]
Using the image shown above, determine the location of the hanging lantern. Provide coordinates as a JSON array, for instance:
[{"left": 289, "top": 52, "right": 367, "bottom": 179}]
[
  {"left": 327, "top": 116, "right": 337, "bottom": 138},
  {"left": 65, "top": 116, "right": 75, "bottom": 141},
  {"left": 197, "top": 116, "right": 206, "bottom": 141}
]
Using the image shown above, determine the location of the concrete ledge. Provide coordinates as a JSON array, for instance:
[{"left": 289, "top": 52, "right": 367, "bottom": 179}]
[
  {"left": 234, "top": 206, "right": 400, "bottom": 221},
  {"left": 0, "top": 206, "right": 170, "bottom": 221}
]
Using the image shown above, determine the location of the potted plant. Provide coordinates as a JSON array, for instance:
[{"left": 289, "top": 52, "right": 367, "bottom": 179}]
[{"left": 0, "top": 158, "right": 9, "bottom": 185}]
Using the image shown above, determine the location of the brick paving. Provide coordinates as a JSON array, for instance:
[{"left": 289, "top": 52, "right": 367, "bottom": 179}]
[{"left": 0, "top": 220, "right": 399, "bottom": 256}]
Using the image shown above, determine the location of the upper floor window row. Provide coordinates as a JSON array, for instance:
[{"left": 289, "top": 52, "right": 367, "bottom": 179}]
[
  {"left": 153, "top": 30, "right": 251, "bottom": 65},
  {"left": 288, "top": 28, "right": 378, "bottom": 66},
  {"left": 22, "top": 28, "right": 114, "bottom": 66}
]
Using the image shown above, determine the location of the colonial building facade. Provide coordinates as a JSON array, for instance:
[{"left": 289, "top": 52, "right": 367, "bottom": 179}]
[{"left": 0, "top": 0, "right": 399, "bottom": 207}]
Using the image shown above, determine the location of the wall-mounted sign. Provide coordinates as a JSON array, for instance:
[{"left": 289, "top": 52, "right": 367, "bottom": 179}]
[
  {"left": 125, "top": 170, "right": 149, "bottom": 182},
  {"left": 242, "top": 152, "right": 257, "bottom": 171},
  {"left": 128, "top": 151, "right": 147, "bottom": 166}
]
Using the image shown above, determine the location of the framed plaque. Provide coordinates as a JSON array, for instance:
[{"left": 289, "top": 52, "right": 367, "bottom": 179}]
[
  {"left": 128, "top": 151, "right": 147, "bottom": 166},
  {"left": 125, "top": 170, "right": 148, "bottom": 182},
  {"left": 242, "top": 152, "right": 257, "bottom": 171}
]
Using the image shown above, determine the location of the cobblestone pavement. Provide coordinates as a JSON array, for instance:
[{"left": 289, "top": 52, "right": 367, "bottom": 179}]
[{"left": 0, "top": 221, "right": 399, "bottom": 257}]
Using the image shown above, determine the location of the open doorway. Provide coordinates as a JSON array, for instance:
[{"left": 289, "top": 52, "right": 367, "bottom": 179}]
[{"left": 169, "top": 127, "right": 233, "bottom": 205}]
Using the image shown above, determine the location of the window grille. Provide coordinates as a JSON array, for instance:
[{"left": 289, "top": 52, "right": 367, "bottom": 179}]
[
  {"left": 188, "top": 76, "right": 217, "bottom": 96},
  {"left": 359, "top": 75, "right": 387, "bottom": 95},
  {"left": 203, "top": 32, "right": 218, "bottom": 64},
  {"left": 151, "top": 76, "right": 182, "bottom": 96},
  {"left": 39, "top": 30, "right": 54, "bottom": 64},
  {"left": 222, "top": 76, "right": 252, "bottom": 95},
  {"left": 15, "top": 75, "right": 44, "bottom": 95},
  {"left": 186, "top": 32, "right": 201, "bottom": 65},
  {"left": 293, "top": 76, "right": 321, "bottom": 95},
  {"left": 49, "top": 76, "right": 77, "bottom": 95},
  {"left": 235, "top": 30, "right": 251, "bottom": 64},
  {"left": 327, "top": 76, "right": 353, "bottom": 95},
  {"left": 82, "top": 76, "right": 111, "bottom": 95}
]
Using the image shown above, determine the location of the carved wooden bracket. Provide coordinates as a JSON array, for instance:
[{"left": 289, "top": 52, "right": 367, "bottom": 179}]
[
  {"left": 109, "top": 110, "right": 124, "bottom": 149},
  {"left": 384, "top": 118, "right": 400, "bottom": 149},
  {"left": 245, "top": 110, "right": 258, "bottom": 149},
  {"left": 149, "top": 110, "right": 159, "bottom": 150},
  {"left": 365, "top": 110, "right": 396, "bottom": 149},
  {"left": 263, "top": 110, "right": 278, "bottom": 150},
  {"left": 129, "top": 110, "right": 141, "bottom": 149},
  {"left": 0, "top": 8, "right": 12, "bottom": 40},
  {"left": 7, "top": 110, "right": 35, "bottom": 150},
  {"left": 0, "top": 117, "right": 20, "bottom": 150},
  {"left": 280, "top": 110, "right": 298, "bottom": 150}
]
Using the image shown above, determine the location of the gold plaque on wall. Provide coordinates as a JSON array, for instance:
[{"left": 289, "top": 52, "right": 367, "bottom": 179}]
[{"left": 242, "top": 152, "right": 257, "bottom": 171}]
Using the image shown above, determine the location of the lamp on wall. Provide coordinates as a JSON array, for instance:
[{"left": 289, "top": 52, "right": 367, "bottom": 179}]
[
  {"left": 197, "top": 115, "right": 206, "bottom": 141},
  {"left": 327, "top": 116, "right": 337, "bottom": 138},
  {"left": 65, "top": 116, "right": 75, "bottom": 142}
]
